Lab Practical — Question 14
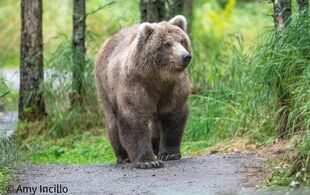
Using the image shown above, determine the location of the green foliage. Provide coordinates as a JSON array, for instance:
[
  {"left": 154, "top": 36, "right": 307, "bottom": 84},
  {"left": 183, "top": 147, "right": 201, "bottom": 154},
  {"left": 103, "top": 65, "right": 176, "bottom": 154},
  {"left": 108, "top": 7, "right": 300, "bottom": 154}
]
[
  {"left": 0, "top": 0, "right": 139, "bottom": 68},
  {"left": 42, "top": 36, "right": 103, "bottom": 137},
  {"left": 0, "top": 79, "right": 10, "bottom": 100},
  {"left": 186, "top": 1, "right": 310, "bottom": 187},
  {"left": 256, "top": 18, "right": 310, "bottom": 135},
  {"left": 189, "top": 0, "right": 272, "bottom": 91},
  {"left": 26, "top": 132, "right": 115, "bottom": 164},
  {"left": 0, "top": 0, "right": 20, "bottom": 68},
  {"left": 254, "top": 17, "right": 310, "bottom": 186},
  {"left": 0, "top": 134, "right": 20, "bottom": 193},
  {"left": 0, "top": 80, "right": 19, "bottom": 193},
  {"left": 186, "top": 0, "right": 275, "bottom": 143},
  {"left": 0, "top": 84, "right": 19, "bottom": 112},
  {"left": 22, "top": 130, "right": 208, "bottom": 165},
  {"left": 0, "top": 136, "right": 19, "bottom": 171},
  {"left": 186, "top": 38, "right": 277, "bottom": 145}
]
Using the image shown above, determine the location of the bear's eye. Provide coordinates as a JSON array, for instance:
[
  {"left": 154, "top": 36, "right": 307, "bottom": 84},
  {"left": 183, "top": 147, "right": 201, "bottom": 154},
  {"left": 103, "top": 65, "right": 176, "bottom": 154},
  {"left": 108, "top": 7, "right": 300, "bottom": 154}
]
[{"left": 164, "top": 42, "right": 172, "bottom": 49}]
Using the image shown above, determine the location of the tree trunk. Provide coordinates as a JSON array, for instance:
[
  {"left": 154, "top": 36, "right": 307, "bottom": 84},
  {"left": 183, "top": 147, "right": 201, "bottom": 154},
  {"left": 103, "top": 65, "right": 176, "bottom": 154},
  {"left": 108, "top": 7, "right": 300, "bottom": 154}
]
[
  {"left": 167, "top": 0, "right": 185, "bottom": 19},
  {"left": 182, "top": 0, "right": 192, "bottom": 35},
  {"left": 19, "top": 0, "right": 45, "bottom": 121},
  {"left": 71, "top": 0, "right": 86, "bottom": 106},
  {"left": 297, "top": 0, "right": 309, "bottom": 16},
  {"left": 272, "top": 0, "right": 292, "bottom": 30},
  {"left": 140, "top": 0, "right": 166, "bottom": 23}
]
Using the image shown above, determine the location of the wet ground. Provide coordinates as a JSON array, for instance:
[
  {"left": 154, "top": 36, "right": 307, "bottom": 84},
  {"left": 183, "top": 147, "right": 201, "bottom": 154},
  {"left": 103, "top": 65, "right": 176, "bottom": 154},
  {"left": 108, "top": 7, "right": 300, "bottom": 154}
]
[
  {"left": 0, "top": 69, "right": 19, "bottom": 90},
  {"left": 10, "top": 153, "right": 268, "bottom": 195},
  {"left": 0, "top": 111, "right": 17, "bottom": 138},
  {"left": 1, "top": 69, "right": 19, "bottom": 137}
]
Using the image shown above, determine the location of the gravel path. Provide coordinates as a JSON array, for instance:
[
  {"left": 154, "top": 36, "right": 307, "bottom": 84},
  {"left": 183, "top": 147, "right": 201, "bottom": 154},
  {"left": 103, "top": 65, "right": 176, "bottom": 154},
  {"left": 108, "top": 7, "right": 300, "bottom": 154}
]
[{"left": 10, "top": 153, "right": 267, "bottom": 195}]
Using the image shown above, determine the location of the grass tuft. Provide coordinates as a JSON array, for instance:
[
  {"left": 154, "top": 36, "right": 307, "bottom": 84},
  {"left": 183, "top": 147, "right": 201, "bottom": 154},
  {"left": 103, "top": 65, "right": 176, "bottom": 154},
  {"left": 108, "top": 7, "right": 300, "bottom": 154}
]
[{"left": 253, "top": 16, "right": 310, "bottom": 186}]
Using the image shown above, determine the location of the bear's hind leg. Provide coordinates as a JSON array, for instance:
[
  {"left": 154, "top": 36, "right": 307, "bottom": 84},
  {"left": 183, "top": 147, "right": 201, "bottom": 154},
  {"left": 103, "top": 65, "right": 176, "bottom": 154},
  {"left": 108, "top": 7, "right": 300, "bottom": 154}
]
[
  {"left": 150, "top": 119, "right": 160, "bottom": 156},
  {"left": 100, "top": 99, "right": 128, "bottom": 163},
  {"left": 97, "top": 79, "right": 129, "bottom": 164},
  {"left": 108, "top": 125, "right": 130, "bottom": 164},
  {"left": 152, "top": 138, "right": 160, "bottom": 156}
]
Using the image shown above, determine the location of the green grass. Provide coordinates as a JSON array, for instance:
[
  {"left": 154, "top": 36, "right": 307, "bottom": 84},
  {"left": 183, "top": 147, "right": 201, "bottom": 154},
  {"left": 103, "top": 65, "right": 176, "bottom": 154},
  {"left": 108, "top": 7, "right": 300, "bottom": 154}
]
[
  {"left": 0, "top": 79, "right": 20, "bottom": 193},
  {"left": 0, "top": 77, "right": 21, "bottom": 194},
  {"left": 28, "top": 132, "right": 114, "bottom": 164},
  {"left": 0, "top": 136, "right": 20, "bottom": 194},
  {"left": 0, "top": 75, "right": 18, "bottom": 111},
  {"left": 21, "top": 131, "right": 213, "bottom": 165},
  {"left": 253, "top": 16, "right": 310, "bottom": 187},
  {"left": 189, "top": 0, "right": 272, "bottom": 90},
  {"left": 0, "top": 90, "right": 18, "bottom": 111}
]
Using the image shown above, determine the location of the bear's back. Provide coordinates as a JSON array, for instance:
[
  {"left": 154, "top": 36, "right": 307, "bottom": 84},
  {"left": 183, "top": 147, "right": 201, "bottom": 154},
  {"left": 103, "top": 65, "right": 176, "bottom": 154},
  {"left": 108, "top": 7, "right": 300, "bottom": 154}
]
[
  {"left": 95, "top": 24, "right": 140, "bottom": 97},
  {"left": 95, "top": 25, "right": 139, "bottom": 69}
]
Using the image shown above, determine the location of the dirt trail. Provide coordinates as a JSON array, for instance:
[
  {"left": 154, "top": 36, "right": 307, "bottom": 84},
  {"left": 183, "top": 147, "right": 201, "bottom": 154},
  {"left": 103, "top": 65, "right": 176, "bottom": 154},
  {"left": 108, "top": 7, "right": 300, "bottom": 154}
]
[{"left": 10, "top": 153, "right": 267, "bottom": 194}]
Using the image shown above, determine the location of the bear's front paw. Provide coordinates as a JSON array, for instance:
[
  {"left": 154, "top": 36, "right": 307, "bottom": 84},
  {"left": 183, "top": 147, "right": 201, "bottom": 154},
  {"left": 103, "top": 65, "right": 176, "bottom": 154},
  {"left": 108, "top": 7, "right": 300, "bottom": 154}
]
[
  {"left": 158, "top": 153, "right": 181, "bottom": 161},
  {"left": 134, "top": 160, "right": 164, "bottom": 169}
]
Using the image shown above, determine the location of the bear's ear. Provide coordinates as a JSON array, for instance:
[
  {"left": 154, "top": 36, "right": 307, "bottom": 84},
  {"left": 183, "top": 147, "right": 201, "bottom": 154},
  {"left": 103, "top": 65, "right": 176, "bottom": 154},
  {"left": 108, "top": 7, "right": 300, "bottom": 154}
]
[
  {"left": 139, "top": 22, "right": 155, "bottom": 42},
  {"left": 169, "top": 15, "right": 187, "bottom": 32}
]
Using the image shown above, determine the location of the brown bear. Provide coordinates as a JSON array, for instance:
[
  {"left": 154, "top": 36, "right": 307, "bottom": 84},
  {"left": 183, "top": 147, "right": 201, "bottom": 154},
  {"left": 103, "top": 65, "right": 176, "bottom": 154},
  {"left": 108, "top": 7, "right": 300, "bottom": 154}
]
[{"left": 95, "top": 15, "right": 191, "bottom": 169}]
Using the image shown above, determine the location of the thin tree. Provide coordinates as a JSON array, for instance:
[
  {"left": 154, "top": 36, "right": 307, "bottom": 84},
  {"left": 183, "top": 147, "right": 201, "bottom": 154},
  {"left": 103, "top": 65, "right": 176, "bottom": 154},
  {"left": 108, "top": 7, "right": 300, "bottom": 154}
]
[
  {"left": 167, "top": 0, "right": 185, "bottom": 19},
  {"left": 272, "top": 0, "right": 292, "bottom": 30},
  {"left": 166, "top": 0, "right": 192, "bottom": 35},
  {"left": 182, "top": 0, "right": 193, "bottom": 35},
  {"left": 19, "top": 0, "right": 45, "bottom": 121},
  {"left": 140, "top": 0, "right": 192, "bottom": 34},
  {"left": 71, "top": 0, "right": 86, "bottom": 106},
  {"left": 297, "top": 0, "right": 309, "bottom": 16},
  {"left": 140, "top": 0, "right": 166, "bottom": 22}
]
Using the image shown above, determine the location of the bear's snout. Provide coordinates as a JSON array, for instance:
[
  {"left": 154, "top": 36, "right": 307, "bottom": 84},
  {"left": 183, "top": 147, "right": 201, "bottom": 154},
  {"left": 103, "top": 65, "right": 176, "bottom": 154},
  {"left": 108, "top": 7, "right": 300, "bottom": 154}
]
[{"left": 181, "top": 53, "right": 191, "bottom": 65}]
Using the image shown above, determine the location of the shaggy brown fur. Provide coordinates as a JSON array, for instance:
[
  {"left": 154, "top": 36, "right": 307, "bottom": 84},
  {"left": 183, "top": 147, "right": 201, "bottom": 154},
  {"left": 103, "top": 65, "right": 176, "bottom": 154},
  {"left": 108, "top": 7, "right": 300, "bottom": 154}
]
[{"left": 95, "top": 15, "right": 192, "bottom": 169}]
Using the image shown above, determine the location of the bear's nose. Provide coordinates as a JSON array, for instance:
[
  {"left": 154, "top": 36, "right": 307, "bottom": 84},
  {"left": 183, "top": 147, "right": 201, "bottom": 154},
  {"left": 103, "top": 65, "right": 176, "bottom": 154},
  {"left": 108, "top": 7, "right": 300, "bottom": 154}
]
[{"left": 181, "top": 53, "right": 192, "bottom": 64}]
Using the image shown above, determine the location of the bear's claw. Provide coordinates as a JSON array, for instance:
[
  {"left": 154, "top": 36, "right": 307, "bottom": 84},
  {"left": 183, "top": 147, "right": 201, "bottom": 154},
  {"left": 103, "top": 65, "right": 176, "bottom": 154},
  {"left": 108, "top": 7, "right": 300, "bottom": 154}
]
[
  {"left": 158, "top": 153, "right": 181, "bottom": 161},
  {"left": 135, "top": 160, "right": 164, "bottom": 169}
]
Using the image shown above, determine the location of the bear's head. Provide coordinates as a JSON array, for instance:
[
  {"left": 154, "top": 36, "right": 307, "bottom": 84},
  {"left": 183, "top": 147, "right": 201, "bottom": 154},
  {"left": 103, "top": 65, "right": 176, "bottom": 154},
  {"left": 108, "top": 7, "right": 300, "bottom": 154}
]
[{"left": 136, "top": 15, "right": 192, "bottom": 75}]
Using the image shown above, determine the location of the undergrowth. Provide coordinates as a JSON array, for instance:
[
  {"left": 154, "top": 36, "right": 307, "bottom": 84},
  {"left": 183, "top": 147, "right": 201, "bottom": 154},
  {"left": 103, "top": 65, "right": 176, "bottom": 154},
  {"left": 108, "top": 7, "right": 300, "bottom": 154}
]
[
  {"left": 255, "top": 17, "right": 310, "bottom": 187},
  {"left": 0, "top": 135, "right": 20, "bottom": 194},
  {"left": 0, "top": 80, "right": 20, "bottom": 194},
  {"left": 43, "top": 36, "right": 102, "bottom": 137}
]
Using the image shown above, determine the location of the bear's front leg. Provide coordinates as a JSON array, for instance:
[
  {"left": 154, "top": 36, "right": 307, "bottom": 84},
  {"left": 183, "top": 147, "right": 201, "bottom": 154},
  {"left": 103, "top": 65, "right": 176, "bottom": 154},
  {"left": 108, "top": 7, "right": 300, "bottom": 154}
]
[
  {"left": 158, "top": 104, "right": 188, "bottom": 161},
  {"left": 118, "top": 113, "right": 163, "bottom": 168},
  {"left": 116, "top": 89, "right": 163, "bottom": 169}
]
